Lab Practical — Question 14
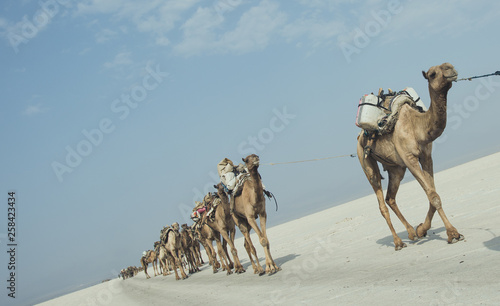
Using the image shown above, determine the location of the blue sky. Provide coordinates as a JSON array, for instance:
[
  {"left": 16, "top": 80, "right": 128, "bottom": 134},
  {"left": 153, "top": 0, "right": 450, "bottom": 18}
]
[{"left": 1, "top": 0, "right": 500, "bottom": 304}]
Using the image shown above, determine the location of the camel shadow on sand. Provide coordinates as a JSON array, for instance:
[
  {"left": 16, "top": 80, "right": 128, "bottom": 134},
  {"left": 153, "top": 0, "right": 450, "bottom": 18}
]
[
  {"left": 376, "top": 227, "right": 447, "bottom": 248},
  {"left": 241, "top": 253, "right": 300, "bottom": 271},
  {"left": 483, "top": 236, "right": 500, "bottom": 251}
]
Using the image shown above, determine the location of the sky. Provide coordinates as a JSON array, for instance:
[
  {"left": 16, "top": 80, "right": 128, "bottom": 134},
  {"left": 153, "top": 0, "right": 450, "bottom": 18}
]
[{"left": 1, "top": 0, "right": 500, "bottom": 305}]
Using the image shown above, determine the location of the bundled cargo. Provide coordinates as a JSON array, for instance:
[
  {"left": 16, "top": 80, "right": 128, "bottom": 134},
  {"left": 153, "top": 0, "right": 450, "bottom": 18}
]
[{"left": 355, "top": 87, "right": 426, "bottom": 134}]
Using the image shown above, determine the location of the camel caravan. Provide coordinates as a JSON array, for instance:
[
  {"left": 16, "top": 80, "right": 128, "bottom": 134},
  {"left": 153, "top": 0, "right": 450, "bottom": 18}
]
[
  {"left": 132, "top": 153, "right": 280, "bottom": 281},
  {"left": 124, "top": 62, "right": 465, "bottom": 281}
]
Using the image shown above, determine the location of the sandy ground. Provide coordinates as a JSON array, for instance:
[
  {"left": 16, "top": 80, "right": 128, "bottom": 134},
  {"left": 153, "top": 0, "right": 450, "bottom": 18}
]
[{"left": 38, "top": 152, "right": 500, "bottom": 306}]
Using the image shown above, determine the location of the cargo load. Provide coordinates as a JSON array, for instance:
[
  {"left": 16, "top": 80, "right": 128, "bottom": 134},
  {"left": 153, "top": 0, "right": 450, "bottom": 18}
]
[{"left": 355, "top": 87, "right": 426, "bottom": 134}]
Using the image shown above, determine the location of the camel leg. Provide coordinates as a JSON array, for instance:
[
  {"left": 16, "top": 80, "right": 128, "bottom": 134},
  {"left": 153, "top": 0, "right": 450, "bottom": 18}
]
[
  {"left": 243, "top": 238, "right": 260, "bottom": 274},
  {"left": 222, "top": 239, "right": 234, "bottom": 270},
  {"left": 417, "top": 203, "right": 437, "bottom": 238},
  {"left": 245, "top": 214, "right": 280, "bottom": 274},
  {"left": 215, "top": 237, "right": 233, "bottom": 275},
  {"left": 194, "top": 244, "right": 204, "bottom": 265},
  {"left": 204, "top": 240, "right": 219, "bottom": 273},
  {"left": 189, "top": 247, "right": 201, "bottom": 272},
  {"left": 153, "top": 258, "right": 159, "bottom": 276},
  {"left": 141, "top": 260, "right": 150, "bottom": 279},
  {"left": 385, "top": 166, "right": 417, "bottom": 241},
  {"left": 196, "top": 244, "right": 204, "bottom": 265},
  {"left": 357, "top": 143, "right": 406, "bottom": 250},
  {"left": 258, "top": 212, "right": 281, "bottom": 273},
  {"left": 234, "top": 215, "right": 264, "bottom": 275},
  {"left": 221, "top": 229, "right": 246, "bottom": 274},
  {"left": 400, "top": 150, "right": 463, "bottom": 243},
  {"left": 169, "top": 252, "right": 181, "bottom": 280},
  {"left": 173, "top": 250, "right": 188, "bottom": 280}
]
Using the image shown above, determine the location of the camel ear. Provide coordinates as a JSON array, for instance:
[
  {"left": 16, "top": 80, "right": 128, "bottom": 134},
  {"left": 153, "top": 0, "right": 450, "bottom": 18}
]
[
  {"left": 242, "top": 157, "right": 246, "bottom": 162},
  {"left": 213, "top": 184, "right": 217, "bottom": 189},
  {"left": 422, "top": 70, "right": 428, "bottom": 80}
]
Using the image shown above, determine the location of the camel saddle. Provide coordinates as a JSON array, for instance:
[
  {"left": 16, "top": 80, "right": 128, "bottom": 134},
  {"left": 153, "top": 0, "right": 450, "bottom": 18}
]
[
  {"left": 360, "top": 88, "right": 426, "bottom": 158},
  {"left": 161, "top": 228, "right": 175, "bottom": 244}
]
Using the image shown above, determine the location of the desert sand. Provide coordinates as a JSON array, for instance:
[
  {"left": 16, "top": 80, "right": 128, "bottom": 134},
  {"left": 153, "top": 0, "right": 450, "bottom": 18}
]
[{"left": 38, "top": 152, "right": 500, "bottom": 306}]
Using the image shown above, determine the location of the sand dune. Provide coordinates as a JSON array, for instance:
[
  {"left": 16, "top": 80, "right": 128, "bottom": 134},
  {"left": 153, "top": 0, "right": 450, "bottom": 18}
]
[{"left": 38, "top": 152, "right": 500, "bottom": 306}]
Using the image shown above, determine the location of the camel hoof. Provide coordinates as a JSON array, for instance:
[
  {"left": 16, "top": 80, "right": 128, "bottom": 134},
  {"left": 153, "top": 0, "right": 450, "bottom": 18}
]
[
  {"left": 416, "top": 223, "right": 427, "bottom": 238},
  {"left": 449, "top": 234, "right": 465, "bottom": 244},
  {"left": 237, "top": 268, "right": 246, "bottom": 274},
  {"left": 395, "top": 243, "right": 407, "bottom": 251}
]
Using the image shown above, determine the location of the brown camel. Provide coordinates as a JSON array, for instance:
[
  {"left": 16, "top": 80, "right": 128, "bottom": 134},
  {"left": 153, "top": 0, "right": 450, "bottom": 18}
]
[
  {"left": 160, "top": 222, "right": 188, "bottom": 280},
  {"left": 211, "top": 183, "right": 249, "bottom": 274},
  {"left": 158, "top": 245, "right": 173, "bottom": 276},
  {"left": 180, "top": 223, "right": 201, "bottom": 274},
  {"left": 202, "top": 190, "right": 246, "bottom": 275},
  {"left": 216, "top": 182, "right": 262, "bottom": 275},
  {"left": 194, "top": 219, "right": 223, "bottom": 273},
  {"left": 187, "top": 225, "right": 204, "bottom": 266},
  {"left": 140, "top": 249, "right": 158, "bottom": 279},
  {"left": 357, "top": 62, "right": 464, "bottom": 251},
  {"left": 231, "top": 154, "right": 280, "bottom": 275}
]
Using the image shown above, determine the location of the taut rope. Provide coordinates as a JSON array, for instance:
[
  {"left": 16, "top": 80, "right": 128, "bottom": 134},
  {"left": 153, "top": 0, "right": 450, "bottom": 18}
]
[
  {"left": 262, "top": 154, "right": 356, "bottom": 166},
  {"left": 455, "top": 70, "right": 500, "bottom": 82}
]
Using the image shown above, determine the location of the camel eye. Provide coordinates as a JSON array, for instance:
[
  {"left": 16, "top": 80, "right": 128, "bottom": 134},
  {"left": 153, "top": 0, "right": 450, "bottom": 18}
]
[{"left": 429, "top": 72, "right": 436, "bottom": 79}]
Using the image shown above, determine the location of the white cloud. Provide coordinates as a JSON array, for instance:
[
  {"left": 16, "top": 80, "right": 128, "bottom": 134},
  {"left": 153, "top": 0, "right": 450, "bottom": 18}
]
[
  {"left": 95, "top": 28, "right": 117, "bottom": 43},
  {"left": 23, "top": 103, "right": 47, "bottom": 116},
  {"left": 76, "top": 0, "right": 126, "bottom": 15},
  {"left": 175, "top": 0, "right": 287, "bottom": 56},
  {"left": 103, "top": 51, "right": 133, "bottom": 69},
  {"left": 76, "top": 0, "right": 200, "bottom": 46},
  {"left": 219, "top": 0, "right": 287, "bottom": 53}
]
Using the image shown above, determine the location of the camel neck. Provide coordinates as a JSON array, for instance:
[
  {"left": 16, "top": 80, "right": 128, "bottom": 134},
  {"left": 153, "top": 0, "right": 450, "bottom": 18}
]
[
  {"left": 424, "top": 85, "right": 449, "bottom": 142},
  {"left": 218, "top": 191, "right": 230, "bottom": 213},
  {"left": 248, "top": 167, "right": 264, "bottom": 194}
]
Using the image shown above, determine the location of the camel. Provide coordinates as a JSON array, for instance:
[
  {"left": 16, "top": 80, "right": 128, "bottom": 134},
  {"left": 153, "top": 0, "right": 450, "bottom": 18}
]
[
  {"left": 140, "top": 249, "right": 158, "bottom": 279},
  {"left": 231, "top": 154, "right": 280, "bottom": 275},
  {"left": 194, "top": 219, "right": 224, "bottom": 273},
  {"left": 215, "top": 182, "right": 263, "bottom": 275},
  {"left": 357, "top": 62, "right": 464, "bottom": 251},
  {"left": 180, "top": 223, "right": 201, "bottom": 274},
  {"left": 202, "top": 190, "right": 246, "bottom": 275},
  {"left": 210, "top": 183, "right": 249, "bottom": 274},
  {"left": 160, "top": 222, "right": 188, "bottom": 280},
  {"left": 187, "top": 225, "right": 204, "bottom": 266}
]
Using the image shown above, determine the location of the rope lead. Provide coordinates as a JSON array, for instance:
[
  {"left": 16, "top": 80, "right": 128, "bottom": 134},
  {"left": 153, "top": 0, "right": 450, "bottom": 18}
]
[
  {"left": 263, "top": 154, "right": 356, "bottom": 166},
  {"left": 455, "top": 70, "right": 500, "bottom": 82}
]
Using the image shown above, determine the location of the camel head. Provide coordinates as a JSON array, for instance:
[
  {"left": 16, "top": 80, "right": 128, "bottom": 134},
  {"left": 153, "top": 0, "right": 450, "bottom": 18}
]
[
  {"left": 203, "top": 192, "right": 214, "bottom": 204},
  {"left": 172, "top": 222, "right": 180, "bottom": 231},
  {"left": 213, "top": 183, "right": 224, "bottom": 193},
  {"left": 181, "top": 223, "right": 188, "bottom": 229},
  {"left": 422, "top": 62, "right": 457, "bottom": 92},
  {"left": 242, "top": 154, "right": 260, "bottom": 170}
]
